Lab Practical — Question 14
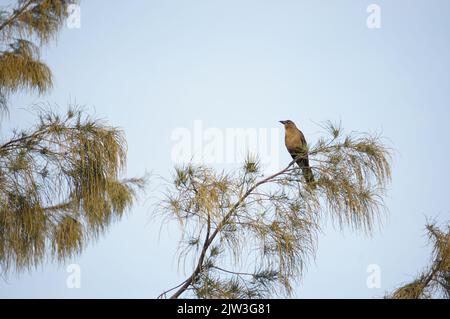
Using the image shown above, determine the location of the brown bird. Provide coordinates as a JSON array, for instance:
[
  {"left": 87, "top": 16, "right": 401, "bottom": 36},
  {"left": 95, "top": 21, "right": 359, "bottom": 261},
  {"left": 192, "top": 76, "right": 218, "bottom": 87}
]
[{"left": 280, "top": 120, "right": 315, "bottom": 186}]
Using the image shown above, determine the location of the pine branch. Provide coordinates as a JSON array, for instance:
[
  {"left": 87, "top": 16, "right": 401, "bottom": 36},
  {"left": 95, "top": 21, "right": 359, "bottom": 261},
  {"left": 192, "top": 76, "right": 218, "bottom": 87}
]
[
  {"left": 0, "top": 0, "right": 34, "bottom": 32},
  {"left": 159, "top": 122, "right": 391, "bottom": 298},
  {"left": 169, "top": 159, "right": 296, "bottom": 299}
]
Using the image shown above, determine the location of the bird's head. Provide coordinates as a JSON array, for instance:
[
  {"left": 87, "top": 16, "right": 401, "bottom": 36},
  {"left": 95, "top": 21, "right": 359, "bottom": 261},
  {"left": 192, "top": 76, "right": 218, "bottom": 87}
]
[{"left": 279, "top": 120, "right": 297, "bottom": 130}]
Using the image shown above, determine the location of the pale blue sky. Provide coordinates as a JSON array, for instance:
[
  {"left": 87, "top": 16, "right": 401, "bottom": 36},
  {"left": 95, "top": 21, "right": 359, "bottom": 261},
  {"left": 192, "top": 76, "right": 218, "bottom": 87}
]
[{"left": 1, "top": 0, "right": 449, "bottom": 298}]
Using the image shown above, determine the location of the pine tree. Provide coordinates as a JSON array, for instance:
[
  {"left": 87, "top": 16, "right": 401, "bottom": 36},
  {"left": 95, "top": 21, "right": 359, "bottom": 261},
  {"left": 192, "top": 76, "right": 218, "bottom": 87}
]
[
  {"left": 0, "top": 1, "right": 145, "bottom": 275},
  {"left": 387, "top": 222, "right": 449, "bottom": 299},
  {"left": 157, "top": 122, "right": 392, "bottom": 298},
  {"left": 0, "top": 0, "right": 67, "bottom": 111}
]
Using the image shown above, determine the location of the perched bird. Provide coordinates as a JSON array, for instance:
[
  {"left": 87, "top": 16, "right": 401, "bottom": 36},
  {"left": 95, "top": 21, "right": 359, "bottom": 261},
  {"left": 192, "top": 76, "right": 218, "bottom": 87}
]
[{"left": 279, "top": 120, "right": 315, "bottom": 186}]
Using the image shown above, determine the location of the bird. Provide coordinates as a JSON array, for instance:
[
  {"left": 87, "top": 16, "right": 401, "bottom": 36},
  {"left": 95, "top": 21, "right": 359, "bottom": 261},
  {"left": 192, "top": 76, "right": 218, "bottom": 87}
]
[{"left": 279, "top": 120, "right": 315, "bottom": 186}]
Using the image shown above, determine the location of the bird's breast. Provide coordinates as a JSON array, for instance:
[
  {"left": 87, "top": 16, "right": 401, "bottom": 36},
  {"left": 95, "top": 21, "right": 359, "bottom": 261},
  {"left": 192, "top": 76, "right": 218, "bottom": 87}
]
[{"left": 285, "top": 131, "right": 302, "bottom": 149}]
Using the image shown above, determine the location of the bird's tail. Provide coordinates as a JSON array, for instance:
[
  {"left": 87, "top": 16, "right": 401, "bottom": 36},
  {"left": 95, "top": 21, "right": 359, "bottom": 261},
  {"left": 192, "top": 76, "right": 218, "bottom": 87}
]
[
  {"left": 302, "top": 166, "right": 315, "bottom": 186},
  {"left": 295, "top": 157, "right": 316, "bottom": 189}
]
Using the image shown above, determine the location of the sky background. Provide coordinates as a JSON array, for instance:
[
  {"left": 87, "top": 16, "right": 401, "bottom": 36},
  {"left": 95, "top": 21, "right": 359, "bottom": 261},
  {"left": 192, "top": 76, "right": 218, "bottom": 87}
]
[{"left": 1, "top": 0, "right": 450, "bottom": 298}]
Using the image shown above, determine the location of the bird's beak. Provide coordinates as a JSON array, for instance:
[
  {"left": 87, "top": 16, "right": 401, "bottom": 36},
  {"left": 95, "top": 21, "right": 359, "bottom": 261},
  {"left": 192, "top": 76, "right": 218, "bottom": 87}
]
[{"left": 279, "top": 120, "right": 287, "bottom": 125}]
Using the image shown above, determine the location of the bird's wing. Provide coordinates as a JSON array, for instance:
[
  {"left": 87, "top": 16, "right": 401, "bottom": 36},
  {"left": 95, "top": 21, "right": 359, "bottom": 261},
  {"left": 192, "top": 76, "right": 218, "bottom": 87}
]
[
  {"left": 298, "top": 130, "right": 308, "bottom": 148},
  {"left": 288, "top": 129, "right": 308, "bottom": 156}
]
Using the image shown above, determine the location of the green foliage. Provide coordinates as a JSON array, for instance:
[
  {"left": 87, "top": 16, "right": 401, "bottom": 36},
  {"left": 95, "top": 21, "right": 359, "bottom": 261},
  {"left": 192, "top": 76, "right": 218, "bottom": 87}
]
[
  {"left": 0, "top": 1, "right": 146, "bottom": 275},
  {"left": 0, "top": 0, "right": 73, "bottom": 111},
  {"left": 0, "top": 0, "right": 69, "bottom": 43},
  {"left": 387, "top": 222, "right": 449, "bottom": 299},
  {"left": 310, "top": 123, "right": 391, "bottom": 232},
  {"left": 157, "top": 122, "right": 392, "bottom": 298},
  {"left": 0, "top": 106, "right": 145, "bottom": 274},
  {"left": 0, "top": 39, "right": 52, "bottom": 106}
]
